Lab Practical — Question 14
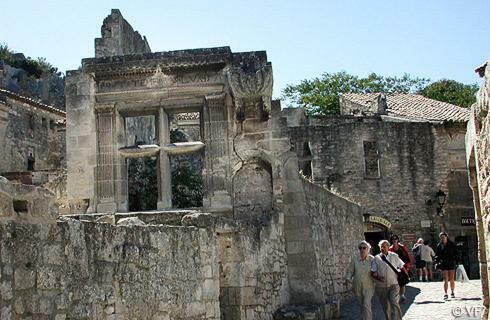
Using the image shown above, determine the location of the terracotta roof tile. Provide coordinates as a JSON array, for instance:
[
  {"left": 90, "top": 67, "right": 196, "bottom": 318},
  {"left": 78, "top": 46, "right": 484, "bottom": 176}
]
[
  {"left": 340, "top": 93, "right": 469, "bottom": 122},
  {"left": 0, "top": 89, "right": 65, "bottom": 117}
]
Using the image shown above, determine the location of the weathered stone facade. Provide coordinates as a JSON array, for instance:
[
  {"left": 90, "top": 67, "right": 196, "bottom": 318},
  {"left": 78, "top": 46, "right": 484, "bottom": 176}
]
[
  {"left": 286, "top": 94, "right": 478, "bottom": 277},
  {"left": 59, "top": 9, "right": 364, "bottom": 320},
  {"left": 0, "top": 89, "right": 65, "bottom": 174},
  {"left": 466, "top": 61, "right": 490, "bottom": 319}
]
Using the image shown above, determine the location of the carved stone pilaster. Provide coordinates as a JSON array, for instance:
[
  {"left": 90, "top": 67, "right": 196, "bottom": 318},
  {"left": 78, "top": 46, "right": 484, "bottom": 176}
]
[
  {"left": 95, "top": 103, "right": 117, "bottom": 212},
  {"left": 203, "top": 93, "right": 231, "bottom": 209},
  {"left": 227, "top": 64, "right": 273, "bottom": 121}
]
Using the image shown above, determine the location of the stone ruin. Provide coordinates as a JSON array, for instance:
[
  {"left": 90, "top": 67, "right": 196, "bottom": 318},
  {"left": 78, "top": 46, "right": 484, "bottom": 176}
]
[{"left": 0, "top": 9, "right": 363, "bottom": 320}]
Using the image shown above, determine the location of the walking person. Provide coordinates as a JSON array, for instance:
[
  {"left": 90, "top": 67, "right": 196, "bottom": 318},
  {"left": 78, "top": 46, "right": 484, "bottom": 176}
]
[
  {"left": 435, "top": 232, "right": 457, "bottom": 299},
  {"left": 346, "top": 240, "right": 375, "bottom": 320},
  {"left": 412, "top": 238, "right": 426, "bottom": 281},
  {"left": 371, "top": 240, "right": 405, "bottom": 320},
  {"left": 421, "top": 240, "right": 436, "bottom": 281},
  {"left": 389, "top": 234, "right": 413, "bottom": 302}
]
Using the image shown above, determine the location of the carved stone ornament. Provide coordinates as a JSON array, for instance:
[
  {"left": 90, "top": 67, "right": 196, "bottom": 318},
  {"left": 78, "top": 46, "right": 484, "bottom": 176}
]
[
  {"left": 95, "top": 103, "right": 115, "bottom": 112},
  {"left": 227, "top": 64, "right": 273, "bottom": 100}
]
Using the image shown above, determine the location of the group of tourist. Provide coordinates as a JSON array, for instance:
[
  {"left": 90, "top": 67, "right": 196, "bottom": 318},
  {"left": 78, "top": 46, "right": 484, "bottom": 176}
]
[{"left": 346, "top": 232, "right": 458, "bottom": 320}]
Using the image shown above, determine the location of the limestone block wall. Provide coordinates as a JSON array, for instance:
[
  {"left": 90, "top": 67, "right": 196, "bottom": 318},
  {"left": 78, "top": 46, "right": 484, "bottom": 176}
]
[
  {"left": 0, "top": 220, "right": 220, "bottom": 320},
  {"left": 467, "top": 61, "right": 490, "bottom": 318},
  {"left": 95, "top": 9, "right": 151, "bottom": 58},
  {"left": 215, "top": 214, "right": 288, "bottom": 320},
  {"left": 65, "top": 71, "right": 97, "bottom": 211},
  {"left": 302, "top": 179, "right": 363, "bottom": 299},
  {"left": 289, "top": 116, "right": 449, "bottom": 235},
  {"left": 0, "top": 95, "right": 65, "bottom": 173}
]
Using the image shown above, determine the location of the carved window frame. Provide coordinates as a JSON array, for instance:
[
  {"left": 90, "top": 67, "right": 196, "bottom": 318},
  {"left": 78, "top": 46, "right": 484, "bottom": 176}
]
[{"left": 363, "top": 140, "right": 380, "bottom": 179}]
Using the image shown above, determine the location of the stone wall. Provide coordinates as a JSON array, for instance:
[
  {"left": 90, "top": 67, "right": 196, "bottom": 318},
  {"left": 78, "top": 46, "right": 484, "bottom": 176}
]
[
  {"left": 467, "top": 61, "right": 490, "bottom": 318},
  {"left": 0, "top": 179, "right": 220, "bottom": 320},
  {"left": 95, "top": 9, "right": 151, "bottom": 58},
  {"left": 0, "top": 93, "right": 65, "bottom": 173},
  {"left": 287, "top": 110, "right": 478, "bottom": 277},
  {"left": 302, "top": 178, "right": 363, "bottom": 300},
  {"left": 0, "top": 220, "right": 220, "bottom": 320}
]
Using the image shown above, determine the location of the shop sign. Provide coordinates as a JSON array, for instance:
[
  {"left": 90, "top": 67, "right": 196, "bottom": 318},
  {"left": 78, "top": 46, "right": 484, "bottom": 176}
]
[
  {"left": 365, "top": 215, "right": 392, "bottom": 229},
  {"left": 421, "top": 220, "right": 431, "bottom": 228},
  {"left": 461, "top": 217, "right": 476, "bottom": 226},
  {"left": 402, "top": 234, "right": 416, "bottom": 242}
]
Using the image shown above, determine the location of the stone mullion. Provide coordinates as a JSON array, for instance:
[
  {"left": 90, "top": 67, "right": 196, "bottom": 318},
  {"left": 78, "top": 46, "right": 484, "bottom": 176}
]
[
  {"left": 114, "top": 111, "right": 128, "bottom": 211},
  {"left": 157, "top": 108, "right": 172, "bottom": 210}
]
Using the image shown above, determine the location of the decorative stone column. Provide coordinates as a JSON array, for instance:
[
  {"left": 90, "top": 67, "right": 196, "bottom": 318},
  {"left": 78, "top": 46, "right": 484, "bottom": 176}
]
[
  {"left": 157, "top": 107, "right": 172, "bottom": 209},
  {"left": 202, "top": 93, "right": 231, "bottom": 209},
  {"left": 95, "top": 103, "right": 117, "bottom": 213}
]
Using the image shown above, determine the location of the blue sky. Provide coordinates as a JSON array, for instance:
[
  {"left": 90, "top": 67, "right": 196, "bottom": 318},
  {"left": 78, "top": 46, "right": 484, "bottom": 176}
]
[{"left": 1, "top": 0, "right": 489, "bottom": 97}]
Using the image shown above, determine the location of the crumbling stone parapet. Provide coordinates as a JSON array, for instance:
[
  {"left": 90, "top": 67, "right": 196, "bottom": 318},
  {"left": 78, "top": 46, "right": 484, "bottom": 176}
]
[{"left": 0, "top": 176, "right": 57, "bottom": 223}]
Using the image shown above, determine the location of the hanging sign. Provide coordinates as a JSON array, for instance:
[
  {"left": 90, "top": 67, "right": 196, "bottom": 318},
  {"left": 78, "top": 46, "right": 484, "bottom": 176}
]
[
  {"left": 461, "top": 217, "right": 476, "bottom": 226},
  {"left": 365, "top": 215, "right": 392, "bottom": 229}
]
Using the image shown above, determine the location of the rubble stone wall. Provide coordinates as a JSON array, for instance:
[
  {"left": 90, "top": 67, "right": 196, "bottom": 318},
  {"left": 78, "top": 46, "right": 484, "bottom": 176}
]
[
  {"left": 289, "top": 115, "right": 464, "bottom": 235},
  {"left": 467, "top": 61, "right": 490, "bottom": 318},
  {"left": 216, "top": 213, "right": 288, "bottom": 320},
  {"left": 0, "top": 96, "right": 65, "bottom": 173},
  {"left": 0, "top": 219, "right": 220, "bottom": 320},
  {"left": 302, "top": 178, "right": 363, "bottom": 300}
]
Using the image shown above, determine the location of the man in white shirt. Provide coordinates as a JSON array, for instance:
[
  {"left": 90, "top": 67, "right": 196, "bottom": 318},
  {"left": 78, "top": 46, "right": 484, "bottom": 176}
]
[
  {"left": 420, "top": 240, "right": 436, "bottom": 281},
  {"left": 371, "top": 240, "right": 405, "bottom": 320}
]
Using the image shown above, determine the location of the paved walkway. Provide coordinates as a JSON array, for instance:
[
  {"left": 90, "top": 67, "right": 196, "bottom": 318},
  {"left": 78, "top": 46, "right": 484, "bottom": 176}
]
[{"left": 340, "top": 280, "right": 484, "bottom": 320}]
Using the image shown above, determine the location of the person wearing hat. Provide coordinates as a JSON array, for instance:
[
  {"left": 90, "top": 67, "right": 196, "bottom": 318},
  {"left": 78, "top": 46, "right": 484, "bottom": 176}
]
[
  {"left": 346, "top": 240, "right": 375, "bottom": 320},
  {"left": 389, "top": 234, "right": 412, "bottom": 302}
]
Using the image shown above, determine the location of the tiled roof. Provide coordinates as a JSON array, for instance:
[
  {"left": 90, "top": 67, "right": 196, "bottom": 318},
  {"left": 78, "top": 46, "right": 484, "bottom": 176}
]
[
  {"left": 0, "top": 89, "right": 66, "bottom": 117},
  {"left": 340, "top": 93, "right": 469, "bottom": 122}
]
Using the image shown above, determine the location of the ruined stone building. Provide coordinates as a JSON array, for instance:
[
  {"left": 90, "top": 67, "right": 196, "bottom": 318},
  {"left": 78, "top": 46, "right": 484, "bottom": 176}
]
[
  {"left": 466, "top": 61, "right": 490, "bottom": 319},
  {"left": 287, "top": 92, "right": 479, "bottom": 277},
  {"left": 0, "top": 9, "right": 363, "bottom": 320},
  {"left": 0, "top": 8, "right": 482, "bottom": 320},
  {"left": 0, "top": 89, "right": 65, "bottom": 181}
]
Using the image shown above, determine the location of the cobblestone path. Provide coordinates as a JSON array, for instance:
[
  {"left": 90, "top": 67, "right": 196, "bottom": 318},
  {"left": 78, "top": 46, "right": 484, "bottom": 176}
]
[{"left": 340, "top": 280, "right": 484, "bottom": 320}]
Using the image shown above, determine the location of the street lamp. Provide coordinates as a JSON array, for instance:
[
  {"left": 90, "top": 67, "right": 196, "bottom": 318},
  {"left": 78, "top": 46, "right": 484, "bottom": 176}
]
[{"left": 435, "top": 189, "right": 447, "bottom": 216}]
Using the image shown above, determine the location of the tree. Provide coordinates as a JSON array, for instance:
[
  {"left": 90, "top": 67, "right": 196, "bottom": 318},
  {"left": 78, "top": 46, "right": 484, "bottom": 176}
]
[
  {"left": 281, "top": 71, "right": 429, "bottom": 115},
  {"left": 419, "top": 79, "right": 478, "bottom": 108}
]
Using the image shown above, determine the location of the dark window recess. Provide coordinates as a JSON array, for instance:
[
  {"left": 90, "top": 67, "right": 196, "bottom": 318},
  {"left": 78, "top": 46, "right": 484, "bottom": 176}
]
[
  {"left": 13, "top": 200, "right": 28, "bottom": 213},
  {"left": 28, "top": 114, "right": 34, "bottom": 130},
  {"left": 49, "top": 120, "right": 55, "bottom": 130},
  {"left": 42, "top": 118, "right": 47, "bottom": 128},
  {"left": 27, "top": 154, "right": 35, "bottom": 171},
  {"left": 363, "top": 141, "right": 380, "bottom": 178}
]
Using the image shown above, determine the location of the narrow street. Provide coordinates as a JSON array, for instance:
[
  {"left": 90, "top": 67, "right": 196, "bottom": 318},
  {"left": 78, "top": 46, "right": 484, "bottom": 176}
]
[{"left": 341, "top": 280, "right": 484, "bottom": 320}]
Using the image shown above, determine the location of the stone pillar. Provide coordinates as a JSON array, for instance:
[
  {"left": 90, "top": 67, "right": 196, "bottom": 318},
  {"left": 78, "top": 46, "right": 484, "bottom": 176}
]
[
  {"left": 114, "top": 111, "right": 128, "bottom": 212},
  {"left": 157, "top": 108, "right": 172, "bottom": 209},
  {"left": 202, "top": 94, "right": 232, "bottom": 210},
  {"left": 65, "top": 71, "right": 97, "bottom": 213},
  {"left": 95, "top": 103, "right": 117, "bottom": 213}
]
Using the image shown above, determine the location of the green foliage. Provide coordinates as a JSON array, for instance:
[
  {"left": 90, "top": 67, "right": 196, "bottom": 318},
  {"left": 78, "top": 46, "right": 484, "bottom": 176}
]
[
  {"left": 128, "top": 157, "right": 158, "bottom": 211},
  {"left": 171, "top": 165, "right": 203, "bottom": 208},
  {"left": 0, "top": 43, "right": 59, "bottom": 79},
  {"left": 170, "top": 128, "right": 203, "bottom": 208},
  {"left": 281, "top": 71, "right": 429, "bottom": 115},
  {"left": 420, "top": 79, "right": 478, "bottom": 108}
]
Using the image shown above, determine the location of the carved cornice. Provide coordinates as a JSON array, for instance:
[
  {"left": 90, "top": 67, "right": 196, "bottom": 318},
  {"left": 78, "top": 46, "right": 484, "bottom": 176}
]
[
  {"left": 84, "top": 47, "right": 233, "bottom": 79},
  {"left": 95, "top": 103, "right": 115, "bottom": 112},
  {"left": 205, "top": 93, "right": 226, "bottom": 103},
  {"left": 227, "top": 63, "right": 273, "bottom": 100}
]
